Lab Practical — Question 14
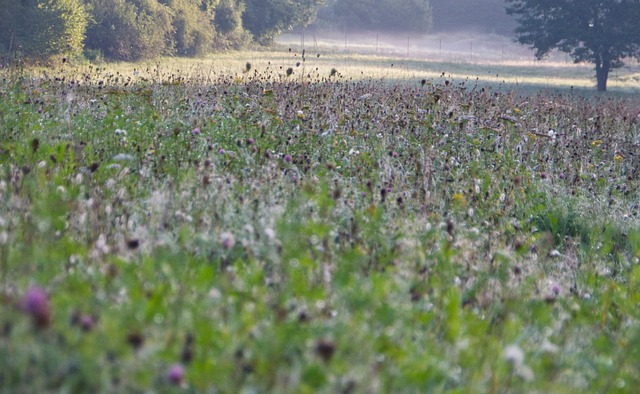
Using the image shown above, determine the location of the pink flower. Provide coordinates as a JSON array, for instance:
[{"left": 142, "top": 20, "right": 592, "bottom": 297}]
[
  {"left": 166, "top": 364, "right": 185, "bottom": 385},
  {"left": 21, "top": 286, "right": 51, "bottom": 328},
  {"left": 284, "top": 154, "right": 292, "bottom": 163},
  {"left": 192, "top": 128, "right": 201, "bottom": 136}
]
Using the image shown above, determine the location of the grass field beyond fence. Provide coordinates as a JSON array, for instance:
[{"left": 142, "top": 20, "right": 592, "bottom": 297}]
[{"left": 1, "top": 51, "right": 640, "bottom": 392}]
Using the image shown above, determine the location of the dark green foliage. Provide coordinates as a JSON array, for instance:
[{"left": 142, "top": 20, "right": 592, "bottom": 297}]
[
  {"left": 242, "top": 0, "right": 325, "bottom": 44},
  {"left": 2, "top": 0, "right": 324, "bottom": 61},
  {"left": 214, "top": 0, "right": 244, "bottom": 34},
  {"left": 506, "top": 0, "right": 640, "bottom": 91},
  {"left": 0, "top": 0, "right": 87, "bottom": 61},
  {"left": 84, "top": 0, "right": 173, "bottom": 61},
  {"left": 212, "top": 0, "right": 251, "bottom": 49},
  {"left": 165, "top": 0, "right": 215, "bottom": 56}
]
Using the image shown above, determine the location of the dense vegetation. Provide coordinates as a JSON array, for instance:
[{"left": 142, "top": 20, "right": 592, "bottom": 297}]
[
  {"left": 0, "top": 0, "right": 324, "bottom": 62},
  {"left": 1, "top": 53, "right": 640, "bottom": 392}
]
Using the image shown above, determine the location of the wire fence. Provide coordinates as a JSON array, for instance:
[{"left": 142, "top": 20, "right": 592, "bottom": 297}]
[{"left": 279, "top": 31, "right": 640, "bottom": 72}]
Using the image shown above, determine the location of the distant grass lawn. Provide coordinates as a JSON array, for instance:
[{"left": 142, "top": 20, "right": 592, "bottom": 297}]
[
  {"left": 1, "top": 48, "right": 640, "bottom": 392},
  {"left": 93, "top": 42, "right": 640, "bottom": 96}
]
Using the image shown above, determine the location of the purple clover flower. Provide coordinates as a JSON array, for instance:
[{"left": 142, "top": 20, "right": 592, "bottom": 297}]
[
  {"left": 166, "top": 364, "right": 185, "bottom": 385},
  {"left": 21, "top": 286, "right": 51, "bottom": 328}
]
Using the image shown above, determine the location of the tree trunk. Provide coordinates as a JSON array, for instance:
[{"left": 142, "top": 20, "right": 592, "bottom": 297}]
[{"left": 595, "top": 56, "right": 610, "bottom": 92}]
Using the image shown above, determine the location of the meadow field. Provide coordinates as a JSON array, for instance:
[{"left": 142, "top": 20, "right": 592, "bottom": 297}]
[{"left": 1, "top": 48, "right": 640, "bottom": 392}]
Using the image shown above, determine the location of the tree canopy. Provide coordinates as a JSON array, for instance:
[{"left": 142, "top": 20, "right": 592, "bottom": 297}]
[
  {"left": 506, "top": 0, "right": 640, "bottom": 91},
  {"left": 0, "top": 0, "right": 326, "bottom": 62},
  {"left": 0, "top": 0, "right": 87, "bottom": 60},
  {"left": 242, "top": 0, "right": 324, "bottom": 44}
]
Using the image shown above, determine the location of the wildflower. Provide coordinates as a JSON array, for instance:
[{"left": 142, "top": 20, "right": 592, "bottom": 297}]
[
  {"left": 283, "top": 154, "right": 292, "bottom": 163},
  {"left": 77, "top": 313, "right": 95, "bottom": 331},
  {"left": 549, "top": 250, "right": 561, "bottom": 258},
  {"left": 220, "top": 232, "right": 235, "bottom": 250},
  {"left": 452, "top": 193, "right": 466, "bottom": 206},
  {"left": 614, "top": 154, "right": 623, "bottom": 161},
  {"left": 112, "top": 153, "right": 134, "bottom": 161},
  {"left": 166, "top": 364, "right": 185, "bottom": 385},
  {"left": 503, "top": 345, "right": 524, "bottom": 365},
  {"left": 503, "top": 344, "right": 534, "bottom": 381},
  {"left": 591, "top": 140, "right": 603, "bottom": 147},
  {"left": 192, "top": 128, "right": 201, "bottom": 136},
  {"left": 541, "top": 339, "right": 559, "bottom": 354},
  {"left": 21, "top": 286, "right": 51, "bottom": 328}
]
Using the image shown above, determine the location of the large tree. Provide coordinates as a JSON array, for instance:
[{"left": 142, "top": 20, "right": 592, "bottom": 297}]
[{"left": 506, "top": 0, "right": 640, "bottom": 92}]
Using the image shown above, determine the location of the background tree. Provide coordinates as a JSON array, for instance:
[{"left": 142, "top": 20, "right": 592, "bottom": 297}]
[
  {"left": 430, "top": 0, "right": 514, "bottom": 34},
  {"left": 212, "top": 0, "right": 251, "bottom": 49},
  {"left": 0, "top": 0, "right": 87, "bottom": 61},
  {"left": 506, "top": 0, "right": 640, "bottom": 92},
  {"left": 242, "top": 0, "right": 325, "bottom": 44},
  {"left": 2, "top": 0, "right": 326, "bottom": 62},
  {"left": 161, "top": 0, "right": 215, "bottom": 56},
  {"left": 84, "top": 0, "right": 173, "bottom": 61},
  {"left": 332, "top": 0, "right": 432, "bottom": 33}
]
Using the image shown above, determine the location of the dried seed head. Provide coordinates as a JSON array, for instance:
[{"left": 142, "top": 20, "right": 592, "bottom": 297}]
[
  {"left": 127, "top": 331, "right": 144, "bottom": 349},
  {"left": 315, "top": 339, "right": 336, "bottom": 363}
]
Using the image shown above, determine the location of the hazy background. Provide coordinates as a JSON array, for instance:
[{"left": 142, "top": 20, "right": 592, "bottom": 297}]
[{"left": 279, "top": 0, "right": 559, "bottom": 65}]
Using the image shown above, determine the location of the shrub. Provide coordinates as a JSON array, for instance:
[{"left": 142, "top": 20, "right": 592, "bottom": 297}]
[{"left": 84, "top": 0, "right": 173, "bottom": 61}]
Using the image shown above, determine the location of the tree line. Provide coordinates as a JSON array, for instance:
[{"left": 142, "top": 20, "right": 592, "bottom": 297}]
[
  {"left": 0, "top": 0, "right": 435, "bottom": 63},
  {"left": 0, "top": 0, "right": 324, "bottom": 62}
]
